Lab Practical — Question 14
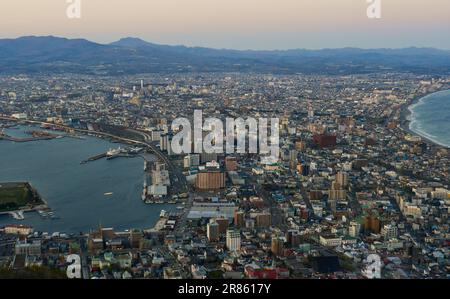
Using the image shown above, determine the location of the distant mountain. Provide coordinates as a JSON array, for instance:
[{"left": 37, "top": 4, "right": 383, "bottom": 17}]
[{"left": 0, "top": 36, "right": 449, "bottom": 75}]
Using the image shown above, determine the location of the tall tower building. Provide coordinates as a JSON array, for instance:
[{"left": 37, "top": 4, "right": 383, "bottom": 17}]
[
  {"left": 336, "top": 172, "right": 349, "bottom": 188},
  {"left": 234, "top": 210, "right": 245, "bottom": 228},
  {"left": 226, "top": 229, "right": 241, "bottom": 252},
  {"left": 207, "top": 220, "right": 220, "bottom": 242},
  {"left": 271, "top": 235, "right": 284, "bottom": 256}
]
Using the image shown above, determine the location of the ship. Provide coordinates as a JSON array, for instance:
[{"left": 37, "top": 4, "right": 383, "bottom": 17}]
[
  {"left": 106, "top": 147, "right": 123, "bottom": 157},
  {"left": 106, "top": 147, "right": 127, "bottom": 159}
]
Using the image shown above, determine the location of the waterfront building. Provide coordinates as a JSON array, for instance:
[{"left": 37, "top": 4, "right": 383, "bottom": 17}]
[{"left": 4, "top": 224, "right": 34, "bottom": 235}]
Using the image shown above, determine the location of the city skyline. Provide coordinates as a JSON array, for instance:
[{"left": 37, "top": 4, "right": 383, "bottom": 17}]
[
  {"left": 1, "top": 0, "right": 450, "bottom": 50},
  {"left": 0, "top": 0, "right": 449, "bottom": 283}
]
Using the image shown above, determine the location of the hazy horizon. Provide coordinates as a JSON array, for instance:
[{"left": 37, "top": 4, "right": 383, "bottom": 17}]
[
  {"left": 1, "top": 0, "right": 450, "bottom": 50},
  {"left": 3, "top": 34, "right": 450, "bottom": 52}
]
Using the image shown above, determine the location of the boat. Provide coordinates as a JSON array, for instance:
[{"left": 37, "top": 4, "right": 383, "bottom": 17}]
[
  {"left": 104, "top": 192, "right": 114, "bottom": 196},
  {"left": 106, "top": 147, "right": 129, "bottom": 160},
  {"left": 106, "top": 147, "right": 125, "bottom": 157},
  {"left": 9, "top": 211, "right": 25, "bottom": 220},
  {"left": 37, "top": 210, "right": 49, "bottom": 218}
]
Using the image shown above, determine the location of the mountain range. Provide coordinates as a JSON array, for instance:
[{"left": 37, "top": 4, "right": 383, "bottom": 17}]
[{"left": 0, "top": 36, "right": 449, "bottom": 75}]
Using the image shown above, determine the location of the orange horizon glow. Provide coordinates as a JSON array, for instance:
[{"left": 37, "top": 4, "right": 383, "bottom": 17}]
[{"left": 1, "top": 0, "right": 449, "bottom": 49}]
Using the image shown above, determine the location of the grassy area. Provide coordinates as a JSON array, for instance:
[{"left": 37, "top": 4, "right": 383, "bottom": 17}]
[{"left": 0, "top": 182, "right": 40, "bottom": 212}]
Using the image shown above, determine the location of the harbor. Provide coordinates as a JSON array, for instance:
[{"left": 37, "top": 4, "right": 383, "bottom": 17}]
[{"left": 0, "top": 124, "right": 175, "bottom": 233}]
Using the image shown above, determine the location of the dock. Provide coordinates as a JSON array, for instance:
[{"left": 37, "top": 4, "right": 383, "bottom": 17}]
[{"left": 80, "top": 152, "right": 107, "bottom": 164}]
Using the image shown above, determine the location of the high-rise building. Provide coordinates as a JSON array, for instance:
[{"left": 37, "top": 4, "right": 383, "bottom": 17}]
[
  {"left": 184, "top": 154, "right": 200, "bottom": 168},
  {"left": 226, "top": 229, "right": 241, "bottom": 252},
  {"left": 160, "top": 134, "right": 174, "bottom": 155},
  {"left": 381, "top": 224, "right": 398, "bottom": 240},
  {"left": 234, "top": 210, "right": 245, "bottom": 228},
  {"left": 286, "top": 230, "right": 301, "bottom": 248},
  {"left": 271, "top": 235, "right": 284, "bottom": 256},
  {"left": 294, "top": 140, "right": 306, "bottom": 151},
  {"left": 329, "top": 180, "right": 347, "bottom": 201},
  {"left": 130, "top": 229, "right": 143, "bottom": 249},
  {"left": 364, "top": 215, "right": 381, "bottom": 234},
  {"left": 207, "top": 220, "right": 220, "bottom": 242},
  {"left": 255, "top": 212, "right": 272, "bottom": 228},
  {"left": 336, "top": 172, "right": 349, "bottom": 188},
  {"left": 289, "top": 149, "right": 298, "bottom": 170},
  {"left": 195, "top": 163, "right": 226, "bottom": 190},
  {"left": 349, "top": 221, "right": 361, "bottom": 238},
  {"left": 328, "top": 189, "right": 347, "bottom": 201},
  {"left": 215, "top": 217, "right": 230, "bottom": 234}
]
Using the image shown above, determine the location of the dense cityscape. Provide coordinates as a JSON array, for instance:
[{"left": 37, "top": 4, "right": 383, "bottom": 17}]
[{"left": 0, "top": 72, "right": 449, "bottom": 279}]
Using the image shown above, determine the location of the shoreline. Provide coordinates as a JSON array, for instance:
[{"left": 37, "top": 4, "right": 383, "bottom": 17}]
[
  {"left": 0, "top": 182, "right": 49, "bottom": 216},
  {"left": 399, "top": 88, "right": 450, "bottom": 149},
  {"left": 0, "top": 124, "right": 170, "bottom": 234}
]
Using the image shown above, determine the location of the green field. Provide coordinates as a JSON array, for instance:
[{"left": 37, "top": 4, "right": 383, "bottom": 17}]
[{"left": 0, "top": 182, "right": 40, "bottom": 212}]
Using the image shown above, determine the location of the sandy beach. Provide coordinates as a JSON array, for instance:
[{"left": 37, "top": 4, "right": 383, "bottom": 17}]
[{"left": 399, "top": 89, "right": 450, "bottom": 149}]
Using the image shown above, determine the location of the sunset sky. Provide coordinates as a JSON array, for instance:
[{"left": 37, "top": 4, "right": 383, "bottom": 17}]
[{"left": 1, "top": 0, "right": 449, "bottom": 49}]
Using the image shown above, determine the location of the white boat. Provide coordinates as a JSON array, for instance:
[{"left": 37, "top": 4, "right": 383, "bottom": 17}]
[
  {"left": 9, "top": 211, "right": 25, "bottom": 220},
  {"left": 106, "top": 147, "right": 125, "bottom": 157}
]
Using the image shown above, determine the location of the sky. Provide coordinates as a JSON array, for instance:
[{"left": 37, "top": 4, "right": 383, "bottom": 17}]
[{"left": 1, "top": 0, "right": 449, "bottom": 50}]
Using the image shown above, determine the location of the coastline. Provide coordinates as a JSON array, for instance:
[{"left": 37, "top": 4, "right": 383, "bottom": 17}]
[
  {"left": 0, "top": 123, "right": 173, "bottom": 233},
  {"left": 0, "top": 182, "right": 49, "bottom": 216},
  {"left": 399, "top": 89, "right": 450, "bottom": 149}
]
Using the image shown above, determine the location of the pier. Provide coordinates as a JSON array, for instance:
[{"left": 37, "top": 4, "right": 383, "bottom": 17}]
[{"left": 80, "top": 152, "right": 107, "bottom": 164}]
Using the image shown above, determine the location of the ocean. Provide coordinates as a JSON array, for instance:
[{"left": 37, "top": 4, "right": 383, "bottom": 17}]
[
  {"left": 408, "top": 89, "right": 450, "bottom": 148},
  {"left": 0, "top": 125, "right": 175, "bottom": 233}
]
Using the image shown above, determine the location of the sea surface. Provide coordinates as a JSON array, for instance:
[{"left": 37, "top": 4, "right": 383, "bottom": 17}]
[
  {"left": 408, "top": 89, "right": 450, "bottom": 148},
  {"left": 0, "top": 125, "right": 174, "bottom": 233}
]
